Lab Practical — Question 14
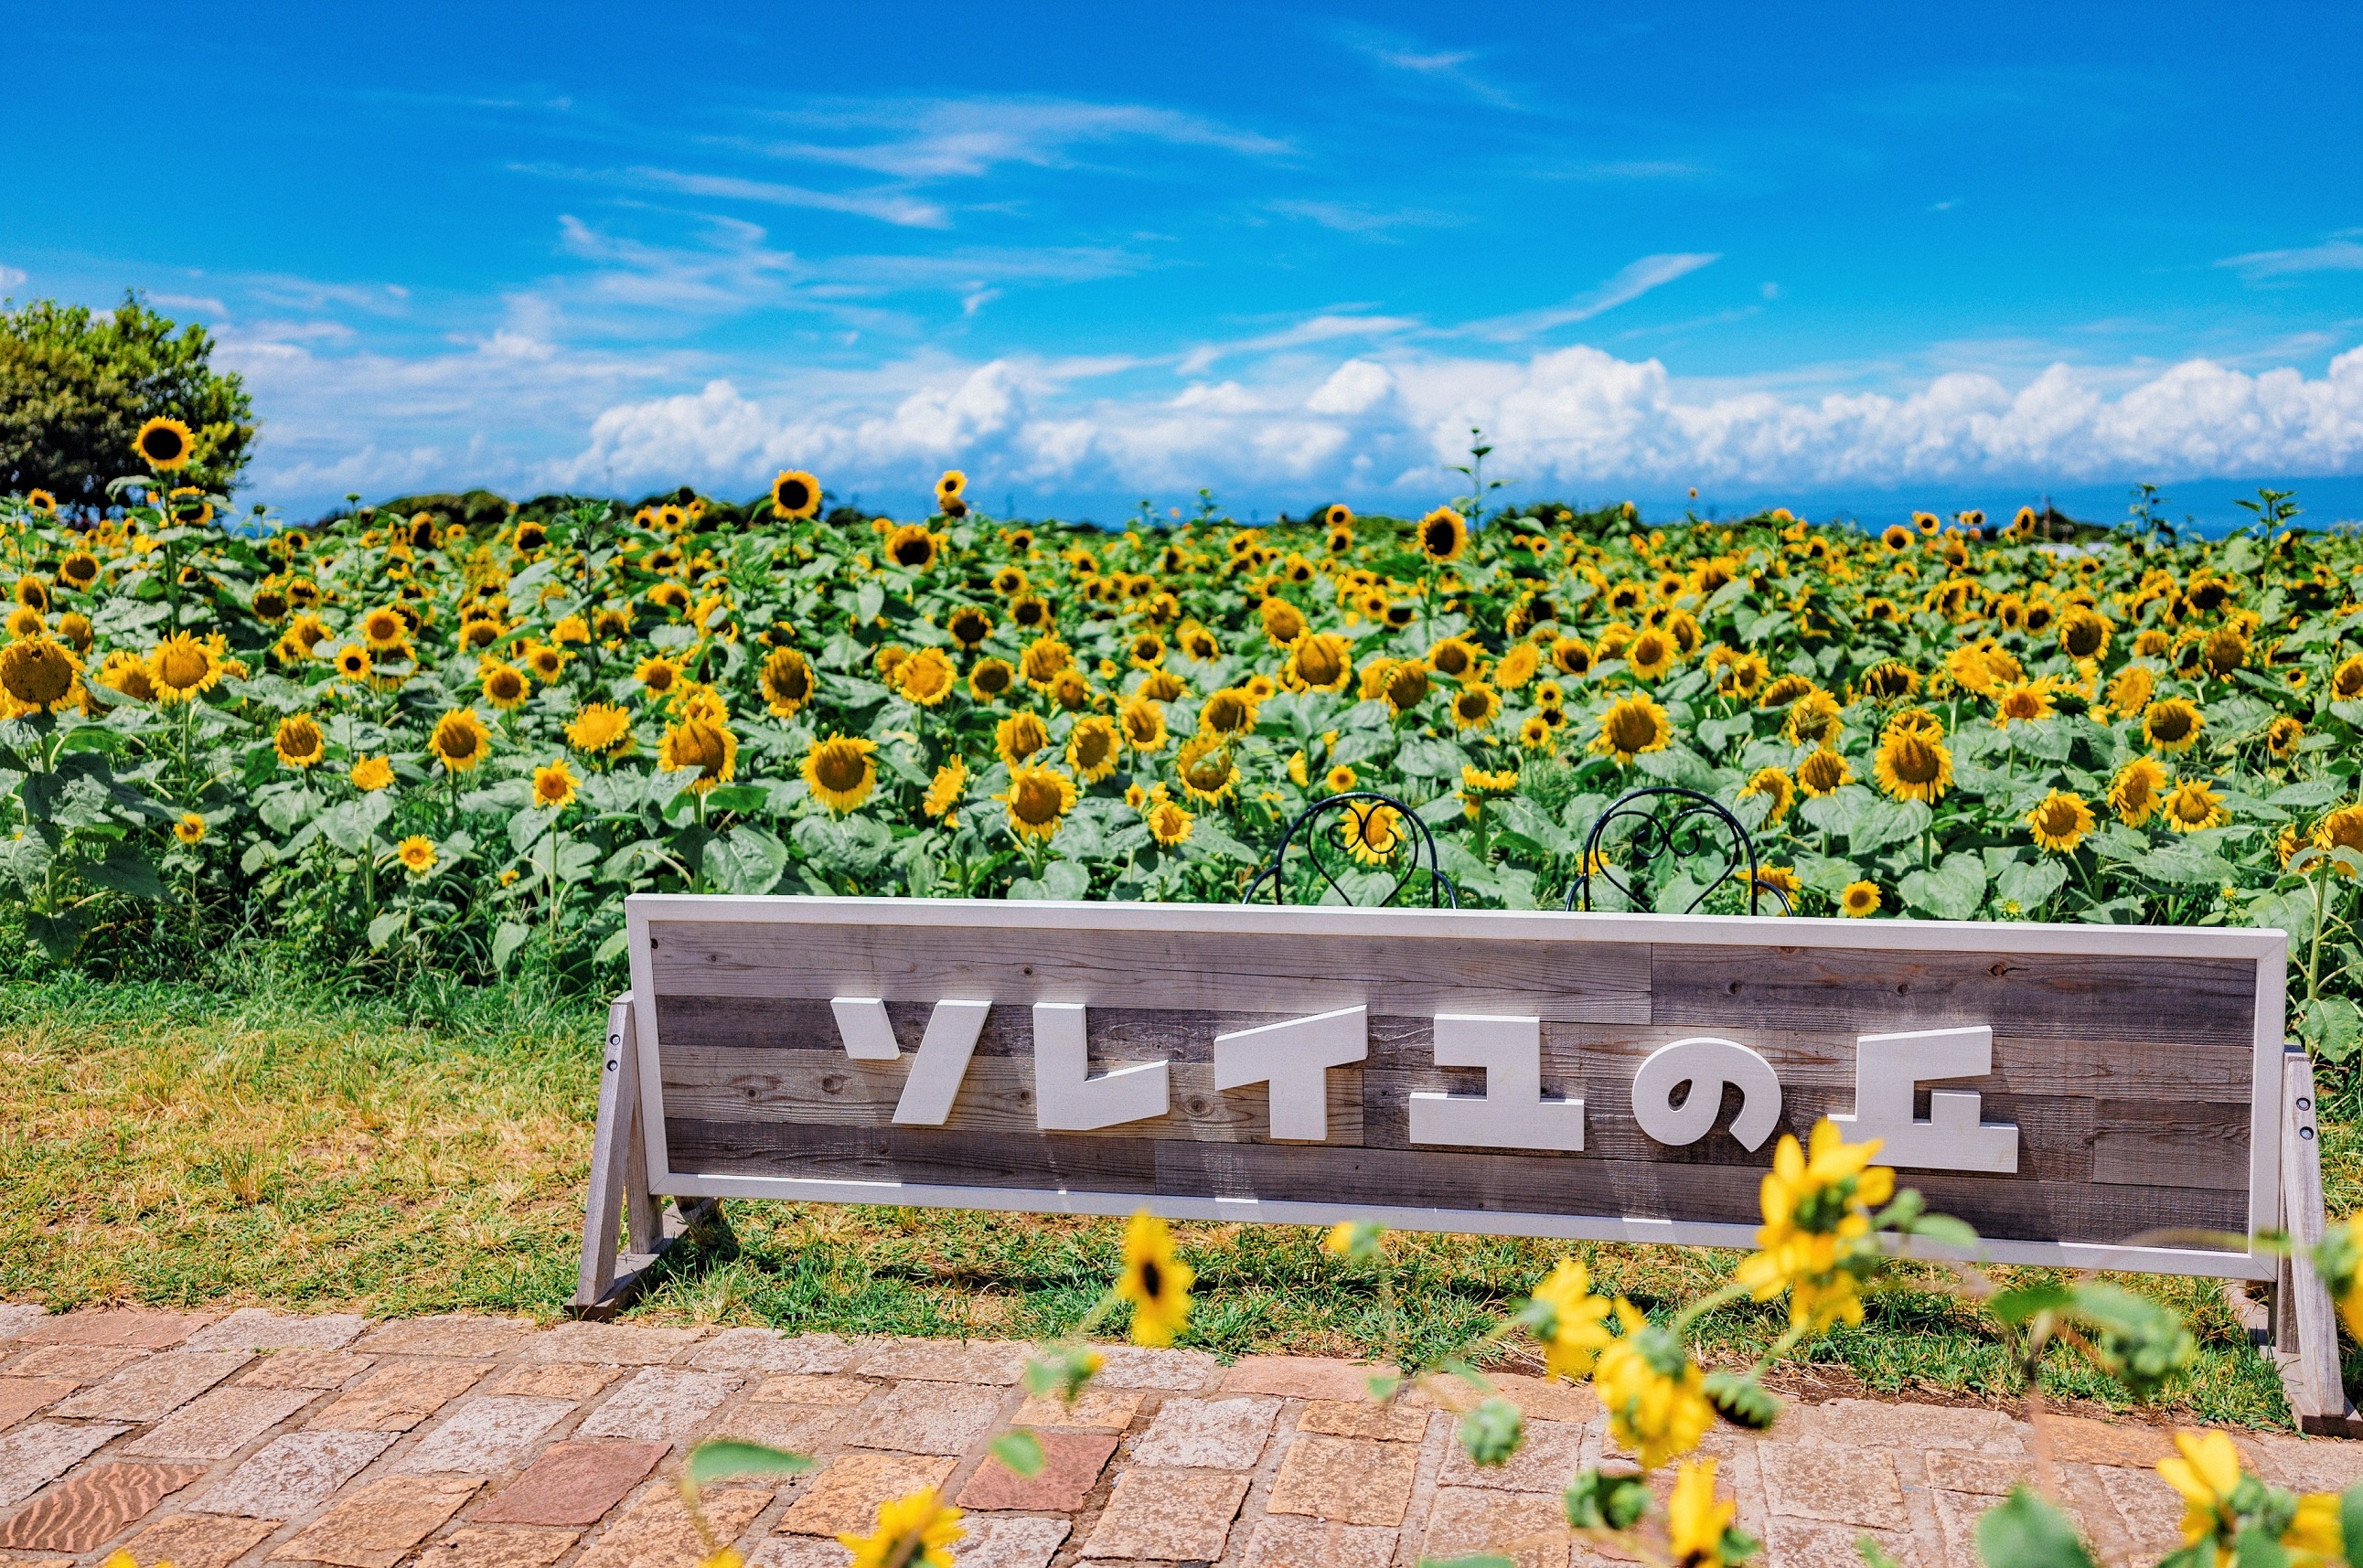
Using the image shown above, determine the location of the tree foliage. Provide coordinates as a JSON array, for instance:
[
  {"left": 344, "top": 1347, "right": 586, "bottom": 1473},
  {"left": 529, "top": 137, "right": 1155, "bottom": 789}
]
[{"left": 0, "top": 292, "right": 256, "bottom": 507}]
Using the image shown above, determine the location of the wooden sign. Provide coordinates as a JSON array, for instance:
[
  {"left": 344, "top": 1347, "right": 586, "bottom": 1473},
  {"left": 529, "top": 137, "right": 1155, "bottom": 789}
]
[{"left": 623, "top": 895, "right": 2288, "bottom": 1280}]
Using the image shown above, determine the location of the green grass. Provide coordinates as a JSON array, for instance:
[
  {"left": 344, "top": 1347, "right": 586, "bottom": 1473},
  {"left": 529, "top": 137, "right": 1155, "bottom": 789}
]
[{"left": 0, "top": 963, "right": 2315, "bottom": 1429}]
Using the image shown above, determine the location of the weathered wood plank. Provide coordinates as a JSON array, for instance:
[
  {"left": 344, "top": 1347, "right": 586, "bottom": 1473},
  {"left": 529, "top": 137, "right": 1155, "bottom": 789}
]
[
  {"left": 647, "top": 922, "right": 1654, "bottom": 1023},
  {"left": 651, "top": 997, "right": 2256, "bottom": 1102},
  {"left": 2090, "top": 1101, "right": 2252, "bottom": 1189},
  {"left": 658, "top": 1046, "right": 1363, "bottom": 1145},
  {"left": 663, "top": 1119, "right": 1160, "bottom": 1193},
  {"left": 1649, "top": 945, "right": 2257, "bottom": 1047}
]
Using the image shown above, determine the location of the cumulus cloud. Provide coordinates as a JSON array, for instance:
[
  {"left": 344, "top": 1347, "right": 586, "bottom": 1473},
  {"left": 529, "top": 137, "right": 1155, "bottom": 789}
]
[{"left": 550, "top": 340, "right": 2363, "bottom": 506}]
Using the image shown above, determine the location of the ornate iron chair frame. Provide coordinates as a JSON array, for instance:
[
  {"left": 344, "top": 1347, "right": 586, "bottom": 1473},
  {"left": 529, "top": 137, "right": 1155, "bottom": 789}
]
[
  {"left": 1565, "top": 784, "right": 1790, "bottom": 915},
  {"left": 1244, "top": 790, "right": 1460, "bottom": 909}
]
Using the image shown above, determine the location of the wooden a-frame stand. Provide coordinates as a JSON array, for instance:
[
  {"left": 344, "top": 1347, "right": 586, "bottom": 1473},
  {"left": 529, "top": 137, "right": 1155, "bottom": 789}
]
[
  {"left": 569, "top": 1001, "right": 2358, "bottom": 1430},
  {"left": 570, "top": 994, "right": 726, "bottom": 1320}
]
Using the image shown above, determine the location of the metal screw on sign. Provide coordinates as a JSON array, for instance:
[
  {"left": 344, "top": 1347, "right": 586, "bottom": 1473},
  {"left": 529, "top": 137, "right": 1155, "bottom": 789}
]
[
  {"left": 1567, "top": 784, "right": 1784, "bottom": 914},
  {"left": 1244, "top": 791, "right": 1458, "bottom": 909}
]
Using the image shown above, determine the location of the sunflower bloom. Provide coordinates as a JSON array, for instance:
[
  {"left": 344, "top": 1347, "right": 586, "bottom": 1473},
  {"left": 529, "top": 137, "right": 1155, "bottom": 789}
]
[
  {"left": 838, "top": 1488, "right": 964, "bottom": 1568},
  {"left": 566, "top": 702, "right": 634, "bottom": 756},
  {"left": 897, "top": 647, "right": 957, "bottom": 707},
  {"left": 274, "top": 713, "right": 326, "bottom": 770},
  {"left": 1873, "top": 729, "right": 1951, "bottom": 805},
  {"left": 1068, "top": 715, "right": 1122, "bottom": 783},
  {"left": 349, "top": 754, "right": 395, "bottom": 792},
  {"left": 147, "top": 632, "right": 222, "bottom": 703},
  {"left": 1418, "top": 507, "right": 1469, "bottom": 562},
  {"left": 429, "top": 708, "right": 492, "bottom": 773},
  {"left": 2163, "top": 779, "right": 2229, "bottom": 834},
  {"left": 1591, "top": 695, "right": 1672, "bottom": 764},
  {"left": 1526, "top": 1259, "right": 1615, "bottom": 1381},
  {"left": 396, "top": 836, "right": 438, "bottom": 877},
  {"left": 2110, "top": 756, "right": 2168, "bottom": 827},
  {"left": 922, "top": 757, "right": 966, "bottom": 822},
  {"left": 1593, "top": 1300, "right": 1714, "bottom": 1469},
  {"left": 770, "top": 470, "right": 822, "bottom": 519},
  {"left": 1840, "top": 880, "right": 1881, "bottom": 917},
  {"left": 996, "top": 710, "right": 1052, "bottom": 770},
  {"left": 1738, "top": 766, "right": 1795, "bottom": 825},
  {"left": 1668, "top": 1460, "right": 1743, "bottom": 1568},
  {"left": 1734, "top": 1118, "right": 1895, "bottom": 1331},
  {"left": 802, "top": 734, "right": 876, "bottom": 812},
  {"left": 1116, "top": 1211, "right": 1194, "bottom": 1346},
  {"left": 135, "top": 416, "right": 195, "bottom": 470},
  {"left": 1175, "top": 731, "right": 1237, "bottom": 804},
  {"left": 1118, "top": 695, "right": 1169, "bottom": 752},
  {"left": 999, "top": 763, "right": 1076, "bottom": 842},
  {"left": 2026, "top": 790, "right": 2096, "bottom": 854},
  {"left": 0, "top": 634, "right": 81, "bottom": 714},
  {"left": 1148, "top": 799, "right": 1193, "bottom": 848},
  {"left": 173, "top": 812, "right": 207, "bottom": 845},
  {"left": 532, "top": 759, "right": 580, "bottom": 810},
  {"left": 2144, "top": 697, "right": 2204, "bottom": 753}
]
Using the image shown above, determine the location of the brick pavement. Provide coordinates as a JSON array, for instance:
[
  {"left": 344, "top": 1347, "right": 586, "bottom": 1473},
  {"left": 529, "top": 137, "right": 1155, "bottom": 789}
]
[{"left": 0, "top": 1302, "right": 2357, "bottom": 1568}]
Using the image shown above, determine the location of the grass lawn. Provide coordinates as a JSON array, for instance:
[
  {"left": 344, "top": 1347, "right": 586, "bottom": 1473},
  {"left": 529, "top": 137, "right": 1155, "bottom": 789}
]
[{"left": 0, "top": 965, "right": 2334, "bottom": 1430}]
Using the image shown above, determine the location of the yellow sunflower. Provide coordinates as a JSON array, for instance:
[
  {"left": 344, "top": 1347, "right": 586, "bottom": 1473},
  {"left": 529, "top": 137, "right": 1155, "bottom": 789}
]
[
  {"left": 2144, "top": 696, "right": 2204, "bottom": 753},
  {"left": 1449, "top": 682, "right": 1501, "bottom": 731},
  {"left": 134, "top": 416, "right": 195, "bottom": 471},
  {"left": 429, "top": 708, "right": 492, "bottom": 773},
  {"left": 2162, "top": 778, "right": 2229, "bottom": 834},
  {"left": 396, "top": 835, "right": 438, "bottom": 877},
  {"left": 172, "top": 812, "right": 208, "bottom": 845},
  {"left": 273, "top": 713, "right": 326, "bottom": 770},
  {"left": 968, "top": 656, "right": 1016, "bottom": 702},
  {"left": 479, "top": 661, "right": 530, "bottom": 711},
  {"left": 1418, "top": 507, "right": 1469, "bottom": 562},
  {"left": 0, "top": 634, "right": 81, "bottom": 715},
  {"left": 1590, "top": 695, "right": 1672, "bottom": 765},
  {"left": 1283, "top": 632, "right": 1352, "bottom": 693},
  {"left": 2109, "top": 756, "right": 2168, "bottom": 827},
  {"left": 1738, "top": 766, "right": 1795, "bottom": 825},
  {"left": 896, "top": 647, "right": 957, "bottom": 708},
  {"left": 1175, "top": 731, "right": 1237, "bottom": 804},
  {"left": 999, "top": 763, "right": 1077, "bottom": 842},
  {"left": 349, "top": 754, "right": 395, "bottom": 792},
  {"left": 1840, "top": 880, "right": 1881, "bottom": 917},
  {"left": 838, "top": 1488, "right": 965, "bottom": 1568},
  {"left": 531, "top": 759, "right": 580, "bottom": 810},
  {"left": 1872, "top": 728, "right": 1952, "bottom": 805},
  {"left": 146, "top": 632, "right": 222, "bottom": 703},
  {"left": 661, "top": 717, "right": 740, "bottom": 795},
  {"left": 921, "top": 756, "right": 966, "bottom": 821},
  {"left": 2026, "top": 790, "right": 2096, "bottom": 854},
  {"left": 770, "top": 469, "right": 822, "bottom": 519},
  {"left": 1115, "top": 1211, "right": 1194, "bottom": 1346},
  {"left": 802, "top": 734, "right": 877, "bottom": 812},
  {"left": 1067, "top": 715, "right": 1123, "bottom": 783},
  {"left": 566, "top": 702, "right": 634, "bottom": 756},
  {"left": 1796, "top": 747, "right": 1853, "bottom": 796}
]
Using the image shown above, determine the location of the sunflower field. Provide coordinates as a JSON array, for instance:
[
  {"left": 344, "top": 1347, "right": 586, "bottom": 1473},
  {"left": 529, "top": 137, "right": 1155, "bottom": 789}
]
[{"left": 1, "top": 439, "right": 2359, "bottom": 1061}]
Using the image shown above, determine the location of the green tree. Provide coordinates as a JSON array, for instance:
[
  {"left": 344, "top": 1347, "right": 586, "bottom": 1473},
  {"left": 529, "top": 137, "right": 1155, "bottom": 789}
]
[{"left": 0, "top": 291, "right": 257, "bottom": 507}]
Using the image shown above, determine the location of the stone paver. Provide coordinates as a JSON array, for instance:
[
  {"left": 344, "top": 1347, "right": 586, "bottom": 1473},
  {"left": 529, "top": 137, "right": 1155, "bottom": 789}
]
[
  {"left": 270, "top": 1474, "right": 481, "bottom": 1568},
  {"left": 576, "top": 1488, "right": 773, "bottom": 1568},
  {"left": 1267, "top": 1434, "right": 1421, "bottom": 1525},
  {"left": 0, "top": 1460, "right": 208, "bottom": 1552},
  {"left": 0, "top": 1422, "right": 129, "bottom": 1509},
  {"left": 310, "top": 1362, "right": 488, "bottom": 1432},
  {"left": 1760, "top": 1444, "right": 1908, "bottom": 1529},
  {"left": 0, "top": 1380, "right": 75, "bottom": 1431},
  {"left": 1245, "top": 1515, "right": 1402, "bottom": 1568},
  {"left": 189, "top": 1429, "right": 401, "bottom": 1519},
  {"left": 956, "top": 1430, "right": 1118, "bottom": 1512},
  {"left": 53, "top": 1350, "right": 250, "bottom": 1422},
  {"left": 1082, "top": 1467, "right": 1248, "bottom": 1560},
  {"left": 1425, "top": 1488, "right": 1570, "bottom": 1568},
  {"left": 489, "top": 1364, "right": 624, "bottom": 1401},
  {"left": 524, "top": 1323, "right": 704, "bottom": 1367},
  {"left": 398, "top": 1396, "right": 577, "bottom": 1475},
  {"left": 3, "top": 1346, "right": 148, "bottom": 1384},
  {"left": 17, "top": 1311, "right": 212, "bottom": 1350},
  {"left": 575, "top": 1369, "right": 737, "bottom": 1445},
  {"left": 1299, "top": 1398, "right": 1429, "bottom": 1441},
  {"left": 948, "top": 1515, "right": 1069, "bottom": 1568},
  {"left": 239, "top": 1350, "right": 373, "bottom": 1391},
  {"left": 1221, "top": 1355, "right": 1376, "bottom": 1401},
  {"left": 1129, "top": 1394, "right": 1282, "bottom": 1469},
  {"left": 185, "top": 1310, "right": 368, "bottom": 1354},
  {"left": 847, "top": 1381, "right": 1006, "bottom": 1456},
  {"left": 856, "top": 1340, "right": 1029, "bottom": 1385},
  {"left": 1439, "top": 1415, "right": 1587, "bottom": 1494},
  {"left": 354, "top": 1317, "right": 532, "bottom": 1358},
  {"left": 474, "top": 1441, "right": 668, "bottom": 1527},
  {"left": 128, "top": 1510, "right": 277, "bottom": 1568},
  {"left": 412, "top": 1525, "right": 579, "bottom": 1568},
  {"left": 777, "top": 1455, "right": 957, "bottom": 1537},
  {"left": 5, "top": 1301, "right": 2363, "bottom": 1568},
  {"left": 0, "top": 1307, "right": 48, "bottom": 1345},
  {"left": 123, "top": 1386, "right": 315, "bottom": 1459},
  {"left": 751, "top": 1374, "right": 872, "bottom": 1407},
  {"left": 1012, "top": 1386, "right": 1145, "bottom": 1431}
]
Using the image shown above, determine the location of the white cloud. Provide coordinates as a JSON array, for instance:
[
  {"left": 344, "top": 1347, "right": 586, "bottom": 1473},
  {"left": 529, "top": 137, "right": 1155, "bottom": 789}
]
[
  {"left": 2218, "top": 234, "right": 2363, "bottom": 281},
  {"left": 749, "top": 98, "right": 1291, "bottom": 180},
  {"left": 543, "top": 340, "right": 2363, "bottom": 507},
  {"left": 0, "top": 264, "right": 32, "bottom": 292},
  {"left": 1460, "top": 253, "right": 1721, "bottom": 342},
  {"left": 517, "top": 163, "right": 951, "bottom": 229}
]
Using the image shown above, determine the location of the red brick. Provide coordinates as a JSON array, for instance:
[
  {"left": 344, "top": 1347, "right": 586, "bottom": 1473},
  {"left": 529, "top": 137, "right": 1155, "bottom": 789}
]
[
  {"left": 474, "top": 1442, "right": 668, "bottom": 1528},
  {"left": 19, "top": 1312, "right": 214, "bottom": 1350},
  {"left": 956, "top": 1431, "right": 1118, "bottom": 1512},
  {"left": 0, "top": 1462, "right": 209, "bottom": 1552}
]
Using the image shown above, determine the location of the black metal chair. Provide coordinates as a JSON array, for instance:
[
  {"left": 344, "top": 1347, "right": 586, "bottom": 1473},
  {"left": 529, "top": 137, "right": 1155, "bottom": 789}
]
[
  {"left": 1565, "top": 784, "right": 1790, "bottom": 914},
  {"left": 1244, "top": 790, "right": 1459, "bottom": 908}
]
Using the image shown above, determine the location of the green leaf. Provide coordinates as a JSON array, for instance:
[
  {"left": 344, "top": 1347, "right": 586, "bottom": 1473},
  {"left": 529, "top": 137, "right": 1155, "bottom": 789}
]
[
  {"left": 1563, "top": 1467, "right": 1653, "bottom": 1531},
  {"left": 367, "top": 912, "right": 406, "bottom": 951},
  {"left": 1900, "top": 852, "right": 1986, "bottom": 921},
  {"left": 1901, "top": 1213, "right": 1983, "bottom": 1251},
  {"left": 683, "top": 1440, "right": 816, "bottom": 1489},
  {"left": 491, "top": 920, "right": 534, "bottom": 973},
  {"left": 1041, "top": 859, "right": 1092, "bottom": 901},
  {"left": 1974, "top": 1486, "right": 2098, "bottom": 1568},
  {"left": 705, "top": 825, "right": 790, "bottom": 896},
  {"left": 1994, "top": 858, "right": 2068, "bottom": 914},
  {"left": 2335, "top": 1483, "right": 2363, "bottom": 1568},
  {"left": 80, "top": 843, "right": 164, "bottom": 899},
  {"left": 1987, "top": 1284, "right": 2074, "bottom": 1326},
  {"left": 853, "top": 579, "right": 886, "bottom": 624},
  {"left": 1457, "top": 1397, "right": 1526, "bottom": 1467},
  {"left": 1856, "top": 1535, "right": 1907, "bottom": 1568},
  {"left": 989, "top": 1430, "right": 1045, "bottom": 1479},
  {"left": 1854, "top": 798, "right": 1933, "bottom": 853},
  {"left": 2301, "top": 997, "right": 2363, "bottom": 1064}
]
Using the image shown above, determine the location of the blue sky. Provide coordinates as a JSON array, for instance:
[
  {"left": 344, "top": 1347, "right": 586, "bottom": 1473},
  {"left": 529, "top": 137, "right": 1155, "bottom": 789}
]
[{"left": 5, "top": 1, "right": 2361, "bottom": 525}]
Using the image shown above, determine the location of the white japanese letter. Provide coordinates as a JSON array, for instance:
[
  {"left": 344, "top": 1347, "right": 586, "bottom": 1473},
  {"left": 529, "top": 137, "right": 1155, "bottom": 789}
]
[
  {"left": 1828, "top": 1024, "right": 2018, "bottom": 1172},
  {"left": 1409, "top": 1014, "right": 1584, "bottom": 1152},
  {"left": 1032, "top": 1003, "right": 1169, "bottom": 1131},
  {"left": 1631, "top": 1037, "right": 1783, "bottom": 1151},
  {"left": 829, "top": 996, "right": 993, "bottom": 1125},
  {"left": 1213, "top": 1006, "right": 1366, "bottom": 1141}
]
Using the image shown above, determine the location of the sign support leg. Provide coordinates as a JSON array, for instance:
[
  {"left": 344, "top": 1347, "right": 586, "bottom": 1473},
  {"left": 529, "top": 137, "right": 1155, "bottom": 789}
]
[
  {"left": 572, "top": 993, "right": 725, "bottom": 1319},
  {"left": 2277, "top": 1046, "right": 2356, "bottom": 1435}
]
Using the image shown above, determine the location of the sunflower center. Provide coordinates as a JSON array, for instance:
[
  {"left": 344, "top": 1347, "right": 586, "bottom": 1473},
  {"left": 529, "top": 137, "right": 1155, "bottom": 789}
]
[
  {"left": 1012, "top": 774, "right": 1064, "bottom": 825},
  {"left": 1891, "top": 739, "right": 1939, "bottom": 784},
  {"left": 158, "top": 647, "right": 208, "bottom": 688}
]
